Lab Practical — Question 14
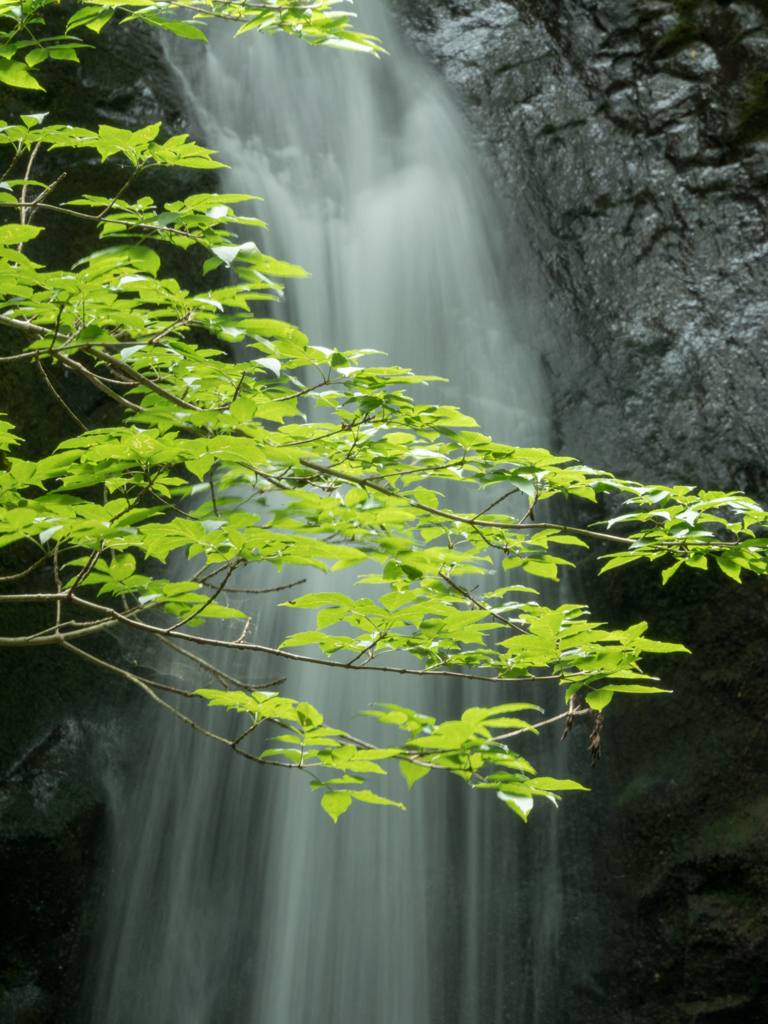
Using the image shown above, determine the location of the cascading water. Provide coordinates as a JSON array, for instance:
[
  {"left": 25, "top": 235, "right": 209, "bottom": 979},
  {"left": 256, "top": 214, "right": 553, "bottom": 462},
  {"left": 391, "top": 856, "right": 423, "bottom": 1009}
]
[{"left": 86, "top": 4, "right": 568, "bottom": 1021}]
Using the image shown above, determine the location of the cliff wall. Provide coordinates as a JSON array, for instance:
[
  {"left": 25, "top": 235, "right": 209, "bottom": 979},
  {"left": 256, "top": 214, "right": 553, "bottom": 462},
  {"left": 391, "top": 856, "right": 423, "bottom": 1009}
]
[{"left": 393, "top": 2, "right": 768, "bottom": 1021}]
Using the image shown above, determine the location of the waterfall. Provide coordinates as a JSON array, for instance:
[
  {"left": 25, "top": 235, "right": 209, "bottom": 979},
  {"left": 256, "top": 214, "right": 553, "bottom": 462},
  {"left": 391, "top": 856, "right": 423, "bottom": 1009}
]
[{"left": 85, "top": 3, "right": 567, "bottom": 1021}]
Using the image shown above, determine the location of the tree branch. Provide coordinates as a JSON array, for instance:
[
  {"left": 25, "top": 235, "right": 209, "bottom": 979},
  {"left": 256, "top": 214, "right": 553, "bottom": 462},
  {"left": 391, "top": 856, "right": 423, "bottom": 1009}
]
[
  {"left": 35, "top": 354, "right": 88, "bottom": 431},
  {"left": 297, "top": 459, "right": 634, "bottom": 545}
]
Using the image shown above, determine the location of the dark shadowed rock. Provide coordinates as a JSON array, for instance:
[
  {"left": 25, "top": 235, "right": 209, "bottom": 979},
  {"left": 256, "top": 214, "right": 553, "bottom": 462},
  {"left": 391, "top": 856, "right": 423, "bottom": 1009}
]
[{"left": 0, "top": 15, "right": 208, "bottom": 1023}]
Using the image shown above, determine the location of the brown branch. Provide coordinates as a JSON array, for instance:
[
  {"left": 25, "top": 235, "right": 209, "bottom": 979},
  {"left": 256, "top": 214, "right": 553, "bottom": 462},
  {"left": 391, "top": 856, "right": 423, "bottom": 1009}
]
[
  {"left": 468, "top": 487, "right": 520, "bottom": 523},
  {"left": 17, "top": 140, "right": 41, "bottom": 250},
  {"left": 296, "top": 459, "right": 634, "bottom": 546},
  {"left": 155, "top": 635, "right": 286, "bottom": 692},
  {"left": 25, "top": 171, "right": 67, "bottom": 234},
  {"left": 54, "top": 351, "right": 145, "bottom": 413},
  {"left": 199, "top": 577, "right": 307, "bottom": 595},
  {"left": 59, "top": 639, "right": 260, "bottom": 755},
  {"left": 53, "top": 542, "right": 62, "bottom": 628},
  {"left": 35, "top": 354, "right": 88, "bottom": 431},
  {"left": 0, "top": 618, "right": 120, "bottom": 645},
  {"left": 0, "top": 313, "right": 48, "bottom": 337},
  {"left": 0, "top": 149, "right": 20, "bottom": 186},
  {"left": 96, "top": 167, "right": 140, "bottom": 223},
  {"left": 233, "top": 615, "right": 251, "bottom": 644},
  {"left": 58, "top": 640, "right": 297, "bottom": 769},
  {"left": 517, "top": 503, "right": 534, "bottom": 525},
  {"left": 491, "top": 706, "right": 591, "bottom": 743},
  {"left": 232, "top": 722, "right": 259, "bottom": 750},
  {"left": 158, "top": 560, "right": 238, "bottom": 634},
  {"left": 24, "top": 615, "right": 117, "bottom": 639},
  {"left": 0, "top": 553, "right": 48, "bottom": 583},
  {"left": 0, "top": 589, "right": 636, "bottom": 690},
  {"left": 84, "top": 336, "right": 201, "bottom": 412},
  {"left": 61, "top": 593, "right": 539, "bottom": 683}
]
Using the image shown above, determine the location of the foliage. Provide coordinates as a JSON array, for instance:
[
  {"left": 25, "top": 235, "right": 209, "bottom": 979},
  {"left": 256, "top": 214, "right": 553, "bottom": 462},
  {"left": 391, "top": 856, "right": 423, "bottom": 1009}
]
[
  {"left": 1, "top": 0, "right": 766, "bottom": 822},
  {"left": 0, "top": 0, "right": 380, "bottom": 95}
]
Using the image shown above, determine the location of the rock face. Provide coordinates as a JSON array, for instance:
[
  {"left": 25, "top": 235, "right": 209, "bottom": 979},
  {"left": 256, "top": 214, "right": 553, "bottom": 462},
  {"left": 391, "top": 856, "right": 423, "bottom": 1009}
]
[
  {"left": 391, "top": 2, "right": 768, "bottom": 1021},
  {"left": 397, "top": 0, "right": 768, "bottom": 494}
]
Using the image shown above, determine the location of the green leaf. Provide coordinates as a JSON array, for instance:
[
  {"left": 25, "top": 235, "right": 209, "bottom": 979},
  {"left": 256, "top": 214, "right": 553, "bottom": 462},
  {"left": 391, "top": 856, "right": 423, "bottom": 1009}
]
[
  {"left": 66, "top": 6, "right": 114, "bottom": 32},
  {"left": 716, "top": 556, "right": 742, "bottom": 582},
  {"left": 521, "top": 558, "right": 561, "bottom": 580},
  {"left": 585, "top": 688, "right": 614, "bottom": 711},
  {"left": 0, "top": 223, "right": 41, "bottom": 245},
  {"left": 400, "top": 760, "right": 430, "bottom": 789},
  {"left": 321, "top": 790, "right": 353, "bottom": 823},
  {"left": 530, "top": 777, "right": 589, "bottom": 792},
  {"left": 497, "top": 791, "right": 534, "bottom": 820},
  {"left": 351, "top": 790, "right": 406, "bottom": 810},
  {"left": 637, "top": 639, "right": 689, "bottom": 654},
  {"left": 661, "top": 561, "right": 683, "bottom": 584},
  {"left": 161, "top": 19, "right": 208, "bottom": 41},
  {"left": 0, "top": 58, "right": 44, "bottom": 90},
  {"left": 297, "top": 702, "right": 323, "bottom": 728},
  {"left": 605, "top": 684, "right": 672, "bottom": 695},
  {"left": 49, "top": 47, "right": 79, "bottom": 62},
  {"left": 24, "top": 50, "right": 49, "bottom": 67}
]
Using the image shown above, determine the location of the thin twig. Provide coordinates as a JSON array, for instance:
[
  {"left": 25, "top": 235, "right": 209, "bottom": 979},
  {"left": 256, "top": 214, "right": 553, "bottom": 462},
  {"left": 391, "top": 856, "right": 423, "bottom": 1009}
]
[
  {"left": 159, "top": 561, "right": 238, "bottom": 634},
  {"left": 491, "top": 706, "right": 591, "bottom": 743},
  {"left": 0, "top": 618, "right": 120, "bottom": 645},
  {"left": 53, "top": 542, "right": 62, "bottom": 627},
  {"left": 0, "top": 553, "right": 48, "bottom": 583},
  {"left": 58, "top": 640, "right": 295, "bottom": 769},
  {"left": 199, "top": 577, "right": 307, "bottom": 595},
  {"left": 297, "top": 459, "right": 634, "bottom": 545},
  {"left": 439, "top": 571, "right": 527, "bottom": 635},
  {"left": 35, "top": 355, "right": 88, "bottom": 431},
  {"left": 25, "top": 171, "right": 66, "bottom": 232},
  {"left": 59, "top": 640, "right": 262, "bottom": 759},
  {"left": 17, "top": 140, "right": 41, "bottom": 251},
  {"left": 468, "top": 487, "right": 520, "bottom": 523},
  {"left": 208, "top": 464, "right": 220, "bottom": 517},
  {"left": 234, "top": 616, "right": 251, "bottom": 644},
  {"left": 84, "top": 339, "right": 200, "bottom": 411},
  {"left": 54, "top": 350, "right": 145, "bottom": 413},
  {"left": 155, "top": 634, "right": 286, "bottom": 692},
  {"left": 232, "top": 722, "right": 258, "bottom": 750}
]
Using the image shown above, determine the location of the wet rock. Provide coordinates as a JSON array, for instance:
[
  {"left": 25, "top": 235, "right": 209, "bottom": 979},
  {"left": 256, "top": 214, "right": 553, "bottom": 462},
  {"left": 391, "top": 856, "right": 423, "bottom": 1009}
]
[
  {"left": 396, "top": 0, "right": 768, "bottom": 490},
  {"left": 392, "top": 1, "right": 768, "bottom": 1020}
]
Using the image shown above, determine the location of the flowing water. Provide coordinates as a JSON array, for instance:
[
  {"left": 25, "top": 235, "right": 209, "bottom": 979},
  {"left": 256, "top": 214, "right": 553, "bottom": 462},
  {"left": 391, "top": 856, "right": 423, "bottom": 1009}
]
[{"left": 86, "top": 4, "right": 568, "bottom": 1021}]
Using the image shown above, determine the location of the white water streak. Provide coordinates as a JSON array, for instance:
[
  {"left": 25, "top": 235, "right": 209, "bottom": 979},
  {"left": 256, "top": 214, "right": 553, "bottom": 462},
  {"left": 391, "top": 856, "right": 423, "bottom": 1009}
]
[{"left": 86, "top": 4, "right": 567, "bottom": 1021}]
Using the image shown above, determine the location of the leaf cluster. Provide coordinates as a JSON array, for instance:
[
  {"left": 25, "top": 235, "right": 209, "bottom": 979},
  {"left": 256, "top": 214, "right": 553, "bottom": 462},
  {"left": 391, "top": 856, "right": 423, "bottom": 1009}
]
[
  {"left": 1, "top": 0, "right": 764, "bottom": 822},
  {"left": 0, "top": 0, "right": 380, "bottom": 93}
]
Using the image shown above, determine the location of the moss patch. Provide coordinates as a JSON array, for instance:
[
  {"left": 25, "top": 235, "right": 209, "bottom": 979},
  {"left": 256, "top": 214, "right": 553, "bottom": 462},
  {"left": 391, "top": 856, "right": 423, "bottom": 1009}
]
[
  {"left": 654, "top": 0, "right": 707, "bottom": 59},
  {"left": 734, "top": 71, "right": 768, "bottom": 142}
]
